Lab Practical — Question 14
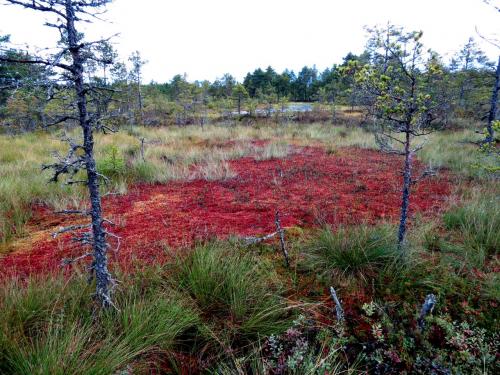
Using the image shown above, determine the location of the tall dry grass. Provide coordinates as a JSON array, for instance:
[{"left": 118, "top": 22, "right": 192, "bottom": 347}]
[{"left": 0, "top": 121, "right": 489, "bottom": 245}]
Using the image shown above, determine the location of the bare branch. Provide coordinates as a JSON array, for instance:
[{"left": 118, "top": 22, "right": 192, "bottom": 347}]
[
  {"left": 411, "top": 165, "right": 437, "bottom": 185},
  {"left": 52, "top": 224, "right": 91, "bottom": 238},
  {"left": 61, "top": 252, "right": 92, "bottom": 266},
  {"left": 0, "top": 55, "right": 74, "bottom": 73},
  {"left": 55, "top": 209, "right": 90, "bottom": 215},
  {"left": 3, "top": 0, "right": 67, "bottom": 19},
  {"left": 475, "top": 26, "right": 500, "bottom": 50}
]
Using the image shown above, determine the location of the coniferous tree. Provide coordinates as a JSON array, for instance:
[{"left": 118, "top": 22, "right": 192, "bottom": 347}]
[
  {"left": 350, "top": 25, "right": 447, "bottom": 245},
  {"left": 1, "top": 0, "right": 118, "bottom": 307}
]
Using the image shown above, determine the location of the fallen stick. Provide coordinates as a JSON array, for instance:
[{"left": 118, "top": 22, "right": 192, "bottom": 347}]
[
  {"left": 329, "top": 286, "right": 344, "bottom": 322},
  {"left": 242, "top": 231, "right": 278, "bottom": 245},
  {"left": 417, "top": 294, "right": 437, "bottom": 330}
]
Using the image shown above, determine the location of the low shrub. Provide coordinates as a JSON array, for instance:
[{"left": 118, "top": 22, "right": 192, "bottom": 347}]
[{"left": 97, "top": 145, "right": 126, "bottom": 178}]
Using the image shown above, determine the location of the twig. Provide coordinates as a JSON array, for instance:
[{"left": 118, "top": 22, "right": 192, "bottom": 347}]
[
  {"left": 104, "top": 230, "right": 121, "bottom": 253},
  {"left": 55, "top": 209, "right": 90, "bottom": 216},
  {"left": 102, "top": 218, "right": 115, "bottom": 226},
  {"left": 61, "top": 252, "right": 93, "bottom": 266},
  {"left": 412, "top": 165, "right": 437, "bottom": 185},
  {"left": 140, "top": 137, "right": 146, "bottom": 162},
  {"left": 102, "top": 191, "right": 121, "bottom": 197}
]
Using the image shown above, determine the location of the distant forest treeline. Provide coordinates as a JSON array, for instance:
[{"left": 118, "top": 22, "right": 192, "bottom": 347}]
[{"left": 0, "top": 34, "right": 498, "bottom": 130}]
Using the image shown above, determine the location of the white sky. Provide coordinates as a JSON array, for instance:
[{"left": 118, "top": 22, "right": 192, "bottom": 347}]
[{"left": 1, "top": 0, "right": 499, "bottom": 82}]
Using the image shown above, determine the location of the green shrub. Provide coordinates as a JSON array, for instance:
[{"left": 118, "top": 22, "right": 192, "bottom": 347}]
[{"left": 97, "top": 145, "right": 126, "bottom": 178}]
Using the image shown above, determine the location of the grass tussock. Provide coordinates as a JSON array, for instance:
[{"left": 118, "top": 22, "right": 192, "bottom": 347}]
[
  {"left": 193, "top": 158, "right": 237, "bottom": 181},
  {"left": 253, "top": 142, "right": 292, "bottom": 161},
  {"left": 0, "top": 274, "right": 200, "bottom": 374},
  {"left": 171, "top": 243, "right": 292, "bottom": 342},
  {"left": 443, "top": 191, "right": 499, "bottom": 256},
  {"left": 437, "top": 188, "right": 500, "bottom": 269},
  {"left": 0, "top": 242, "right": 294, "bottom": 372},
  {"left": 418, "top": 130, "right": 495, "bottom": 179},
  {"left": 302, "top": 224, "right": 398, "bottom": 282}
]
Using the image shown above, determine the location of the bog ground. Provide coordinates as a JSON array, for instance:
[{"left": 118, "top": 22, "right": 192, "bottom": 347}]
[
  {"left": 0, "top": 144, "right": 451, "bottom": 277},
  {"left": 0, "top": 123, "right": 498, "bottom": 374},
  {"left": 1, "top": 3, "right": 499, "bottom": 372}
]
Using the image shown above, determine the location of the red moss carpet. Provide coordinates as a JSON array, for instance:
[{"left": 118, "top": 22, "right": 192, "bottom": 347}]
[{"left": 0, "top": 147, "right": 451, "bottom": 278}]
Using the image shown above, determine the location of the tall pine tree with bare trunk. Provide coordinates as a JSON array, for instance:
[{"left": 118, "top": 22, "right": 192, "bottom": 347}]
[{"left": 0, "top": 0, "right": 117, "bottom": 307}]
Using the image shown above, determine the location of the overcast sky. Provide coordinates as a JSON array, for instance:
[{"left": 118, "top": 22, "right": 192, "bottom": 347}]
[{"left": 1, "top": 0, "right": 499, "bottom": 82}]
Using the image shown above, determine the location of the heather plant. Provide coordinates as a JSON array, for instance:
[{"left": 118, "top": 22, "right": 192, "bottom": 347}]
[
  {"left": 418, "top": 317, "right": 499, "bottom": 374},
  {"left": 217, "top": 315, "right": 353, "bottom": 374},
  {"left": 351, "top": 298, "right": 499, "bottom": 374}
]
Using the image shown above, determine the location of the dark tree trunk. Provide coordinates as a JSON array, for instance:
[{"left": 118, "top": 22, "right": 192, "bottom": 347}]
[
  {"left": 66, "top": 0, "right": 111, "bottom": 307},
  {"left": 486, "top": 55, "right": 500, "bottom": 144},
  {"left": 459, "top": 83, "right": 466, "bottom": 108},
  {"left": 2, "top": 0, "right": 115, "bottom": 307},
  {"left": 137, "top": 73, "right": 143, "bottom": 124},
  {"left": 331, "top": 98, "right": 336, "bottom": 124},
  {"left": 398, "top": 128, "right": 412, "bottom": 245},
  {"left": 458, "top": 54, "right": 470, "bottom": 108}
]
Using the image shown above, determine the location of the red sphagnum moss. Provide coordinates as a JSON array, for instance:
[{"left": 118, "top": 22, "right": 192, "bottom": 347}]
[{"left": 0, "top": 147, "right": 451, "bottom": 278}]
